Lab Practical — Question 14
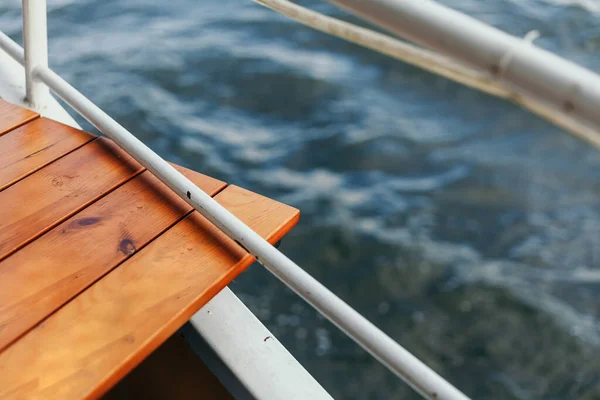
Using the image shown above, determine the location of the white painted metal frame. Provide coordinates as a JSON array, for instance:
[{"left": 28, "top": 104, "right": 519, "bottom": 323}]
[
  {"left": 0, "top": 37, "right": 76, "bottom": 126},
  {"left": 190, "top": 289, "right": 335, "bottom": 400}
]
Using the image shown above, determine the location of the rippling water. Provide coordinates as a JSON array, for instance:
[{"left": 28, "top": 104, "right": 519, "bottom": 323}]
[{"left": 3, "top": 0, "right": 600, "bottom": 398}]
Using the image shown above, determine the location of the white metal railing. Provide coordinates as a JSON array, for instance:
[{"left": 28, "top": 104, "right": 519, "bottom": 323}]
[{"left": 0, "top": 1, "right": 469, "bottom": 400}]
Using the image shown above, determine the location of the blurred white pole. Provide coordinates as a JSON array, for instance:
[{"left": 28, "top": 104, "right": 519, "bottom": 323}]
[
  {"left": 323, "top": 0, "right": 600, "bottom": 132},
  {"left": 22, "top": 0, "right": 49, "bottom": 110},
  {"left": 255, "top": 0, "right": 600, "bottom": 150}
]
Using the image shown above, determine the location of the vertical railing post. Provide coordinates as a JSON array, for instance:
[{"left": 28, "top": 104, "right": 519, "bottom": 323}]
[{"left": 22, "top": 0, "right": 49, "bottom": 110}]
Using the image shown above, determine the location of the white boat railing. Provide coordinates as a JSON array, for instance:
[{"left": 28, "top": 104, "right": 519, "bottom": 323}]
[
  {"left": 323, "top": 0, "right": 600, "bottom": 134},
  {"left": 255, "top": 0, "right": 600, "bottom": 150},
  {"left": 0, "top": 1, "right": 469, "bottom": 399}
]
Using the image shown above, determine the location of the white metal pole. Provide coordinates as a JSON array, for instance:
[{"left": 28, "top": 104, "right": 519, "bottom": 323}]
[
  {"left": 323, "top": 0, "right": 600, "bottom": 132},
  {"left": 22, "top": 0, "right": 49, "bottom": 110}
]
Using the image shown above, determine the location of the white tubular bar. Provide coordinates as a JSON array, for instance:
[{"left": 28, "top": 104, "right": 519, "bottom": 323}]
[
  {"left": 22, "top": 0, "right": 49, "bottom": 109},
  {"left": 323, "top": 0, "right": 600, "bottom": 132},
  {"left": 0, "top": 30, "right": 467, "bottom": 400},
  {"left": 0, "top": 32, "right": 24, "bottom": 65},
  {"left": 255, "top": 0, "right": 600, "bottom": 150}
]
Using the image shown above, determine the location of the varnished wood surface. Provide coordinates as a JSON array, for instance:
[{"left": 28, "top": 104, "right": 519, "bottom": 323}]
[
  {"left": 0, "top": 99, "right": 38, "bottom": 136},
  {"left": 217, "top": 185, "right": 301, "bottom": 247},
  {"left": 102, "top": 333, "right": 232, "bottom": 400},
  {"left": 0, "top": 117, "right": 94, "bottom": 191},
  {"left": 0, "top": 168, "right": 225, "bottom": 352},
  {"left": 0, "top": 101, "right": 300, "bottom": 400},
  {"left": 0, "top": 185, "right": 299, "bottom": 400},
  {"left": 0, "top": 138, "right": 143, "bottom": 261}
]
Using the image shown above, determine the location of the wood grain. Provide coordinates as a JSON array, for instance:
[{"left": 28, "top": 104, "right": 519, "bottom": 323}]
[
  {"left": 0, "top": 167, "right": 225, "bottom": 352},
  {"left": 0, "top": 99, "right": 38, "bottom": 136},
  {"left": 102, "top": 333, "right": 233, "bottom": 400},
  {"left": 0, "top": 117, "right": 95, "bottom": 191},
  {"left": 0, "top": 185, "right": 299, "bottom": 400},
  {"left": 0, "top": 138, "right": 143, "bottom": 261}
]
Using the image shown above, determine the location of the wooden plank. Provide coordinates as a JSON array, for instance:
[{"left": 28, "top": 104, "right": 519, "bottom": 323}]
[
  {"left": 215, "top": 185, "right": 301, "bottom": 247},
  {"left": 102, "top": 333, "right": 233, "bottom": 400},
  {"left": 0, "top": 117, "right": 95, "bottom": 191},
  {"left": 0, "top": 185, "right": 299, "bottom": 400},
  {"left": 0, "top": 168, "right": 226, "bottom": 352},
  {"left": 0, "top": 99, "right": 38, "bottom": 136},
  {"left": 0, "top": 138, "right": 143, "bottom": 261}
]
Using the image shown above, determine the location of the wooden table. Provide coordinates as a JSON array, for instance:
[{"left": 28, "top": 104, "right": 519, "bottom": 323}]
[{"left": 0, "top": 100, "right": 299, "bottom": 400}]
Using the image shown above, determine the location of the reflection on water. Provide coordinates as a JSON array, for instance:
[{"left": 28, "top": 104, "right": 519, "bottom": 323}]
[{"left": 2, "top": 0, "right": 600, "bottom": 397}]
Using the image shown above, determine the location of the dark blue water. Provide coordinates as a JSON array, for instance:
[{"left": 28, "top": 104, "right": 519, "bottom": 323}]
[{"left": 3, "top": 0, "right": 600, "bottom": 398}]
